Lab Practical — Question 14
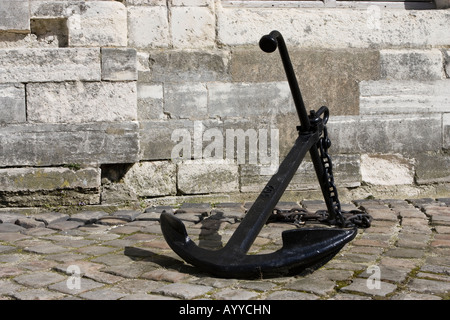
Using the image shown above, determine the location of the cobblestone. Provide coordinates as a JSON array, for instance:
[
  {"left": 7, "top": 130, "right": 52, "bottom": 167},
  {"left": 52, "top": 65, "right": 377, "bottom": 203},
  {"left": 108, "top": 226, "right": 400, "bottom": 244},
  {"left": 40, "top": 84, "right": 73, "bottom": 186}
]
[{"left": 0, "top": 198, "right": 449, "bottom": 300}]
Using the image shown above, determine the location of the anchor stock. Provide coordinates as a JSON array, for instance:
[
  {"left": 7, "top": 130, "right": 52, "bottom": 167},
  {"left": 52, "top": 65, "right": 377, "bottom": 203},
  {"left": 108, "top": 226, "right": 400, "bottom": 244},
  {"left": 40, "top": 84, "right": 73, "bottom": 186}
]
[{"left": 160, "top": 31, "right": 369, "bottom": 278}]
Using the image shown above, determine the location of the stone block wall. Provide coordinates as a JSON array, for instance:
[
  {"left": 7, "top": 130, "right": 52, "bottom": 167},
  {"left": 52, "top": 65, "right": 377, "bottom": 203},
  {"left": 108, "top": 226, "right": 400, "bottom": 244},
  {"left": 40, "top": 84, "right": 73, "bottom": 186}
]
[{"left": 0, "top": 0, "right": 449, "bottom": 208}]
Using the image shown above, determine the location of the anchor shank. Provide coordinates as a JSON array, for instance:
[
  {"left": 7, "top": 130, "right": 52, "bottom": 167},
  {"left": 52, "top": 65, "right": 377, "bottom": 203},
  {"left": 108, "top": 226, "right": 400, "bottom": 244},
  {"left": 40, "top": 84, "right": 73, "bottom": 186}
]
[
  {"left": 260, "top": 30, "right": 310, "bottom": 132},
  {"left": 224, "top": 131, "right": 319, "bottom": 254}
]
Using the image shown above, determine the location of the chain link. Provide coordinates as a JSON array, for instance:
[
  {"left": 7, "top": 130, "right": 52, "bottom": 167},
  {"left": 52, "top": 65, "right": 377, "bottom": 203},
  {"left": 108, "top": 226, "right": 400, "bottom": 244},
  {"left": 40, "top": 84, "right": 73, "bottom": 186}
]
[
  {"left": 268, "top": 111, "right": 372, "bottom": 229},
  {"left": 317, "top": 120, "right": 372, "bottom": 229}
]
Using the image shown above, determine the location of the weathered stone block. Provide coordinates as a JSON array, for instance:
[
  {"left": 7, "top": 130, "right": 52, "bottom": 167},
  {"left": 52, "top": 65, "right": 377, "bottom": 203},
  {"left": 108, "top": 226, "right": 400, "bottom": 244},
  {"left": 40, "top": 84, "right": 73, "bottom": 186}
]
[
  {"left": 327, "top": 115, "right": 442, "bottom": 155},
  {"left": 171, "top": 6, "right": 215, "bottom": 48},
  {"left": 147, "top": 50, "right": 230, "bottom": 82},
  {"left": 0, "top": 84, "right": 26, "bottom": 124},
  {"left": 415, "top": 153, "right": 450, "bottom": 184},
  {"left": 0, "top": 122, "right": 139, "bottom": 167},
  {"left": 177, "top": 159, "right": 239, "bottom": 194},
  {"left": 231, "top": 48, "right": 380, "bottom": 116},
  {"left": 444, "top": 113, "right": 450, "bottom": 151},
  {"left": 67, "top": 1, "right": 127, "bottom": 47},
  {"left": 137, "top": 83, "right": 165, "bottom": 120},
  {"left": 123, "top": 161, "right": 176, "bottom": 197},
  {"left": 0, "top": 48, "right": 101, "bottom": 83},
  {"left": 217, "top": 7, "right": 450, "bottom": 48},
  {"left": 101, "top": 48, "right": 137, "bottom": 81},
  {"left": 164, "top": 83, "right": 208, "bottom": 119},
  {"left": 0, "top": 0, "right": 30, "bottom": 32},
  {"left": 140, "top": 120, "right": 193, "bottom": 160},
  {"left": 380, "top": 50, "right": 444, "bottom": 80},
  {"left": 0, "top": 167, "right": 101, "bottom": 207},
  {"left": 139, "top": 119, "right": 224, "bottom": 160},
  {"left": 27, "top": 81, "right": 137, "bottom": 123},
  {"left": 0, "top": 167, "right": 100, "bottom": 192},
  {"left": 240, "top": 154, "right": 360, "bottom": 193},
  {"left": 208, "top": 82, "right": 294, "bottom": 118},
  {"left": 128, "top": 6, "right": 170, "bottom": 48},
  {"left": 361, "top": 154, "right": 415, "bottom": 186},
  {"left": 360, "top": 80, "right": 450, "bottom": 115}
]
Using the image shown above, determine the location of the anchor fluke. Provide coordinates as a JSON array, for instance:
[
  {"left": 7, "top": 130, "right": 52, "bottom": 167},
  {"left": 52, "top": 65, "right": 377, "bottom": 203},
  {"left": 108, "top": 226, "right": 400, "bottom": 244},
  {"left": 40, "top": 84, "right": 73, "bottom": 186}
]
[{"left": 161, "top": 212, "right": 357, "bottom": 278}]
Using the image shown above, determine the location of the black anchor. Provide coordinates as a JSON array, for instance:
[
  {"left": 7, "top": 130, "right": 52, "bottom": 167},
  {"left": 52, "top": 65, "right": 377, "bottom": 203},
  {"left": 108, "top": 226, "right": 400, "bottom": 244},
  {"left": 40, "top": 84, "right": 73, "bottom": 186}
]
[{"left": 160, "top": 31, "right": 360, "bottom": 279}]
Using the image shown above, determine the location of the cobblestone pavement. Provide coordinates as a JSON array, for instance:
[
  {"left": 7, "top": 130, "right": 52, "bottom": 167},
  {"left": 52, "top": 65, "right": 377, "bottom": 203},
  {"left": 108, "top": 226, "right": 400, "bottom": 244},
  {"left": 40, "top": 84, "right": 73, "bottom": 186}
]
[{"left": 0, "top": 198, "right": 449, "bottom": 301}]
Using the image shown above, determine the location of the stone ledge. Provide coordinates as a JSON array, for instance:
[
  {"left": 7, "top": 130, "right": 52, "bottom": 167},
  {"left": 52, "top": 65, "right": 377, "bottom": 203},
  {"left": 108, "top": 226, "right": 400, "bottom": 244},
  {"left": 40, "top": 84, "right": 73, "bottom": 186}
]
[
  {"left": 327, "top": 115, "right": 442, "bottom": 155},
  {"left": 0, "top": 48, "right": 101, "bottom": 83},
  {"left": 0, "top": 167, "right": 100, "bottom": 192},
  {"left": 27, "top": 81, "right": 137, "bottom": 124},
  {"left": 360, "top": 80, "right": 450, "bottom": 115},
  {"left": 217, "top": 7, "right": 450, "bottom": 49},
  {"left": 0, "top": 122, "right": 140, "bottom": 167}
]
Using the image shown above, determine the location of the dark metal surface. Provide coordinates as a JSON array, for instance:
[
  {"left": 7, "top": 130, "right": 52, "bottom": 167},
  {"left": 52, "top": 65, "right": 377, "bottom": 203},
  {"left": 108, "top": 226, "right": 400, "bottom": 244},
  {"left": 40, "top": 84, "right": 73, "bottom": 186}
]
[{"left": 160, "top": 31, "right": 369, "bottom": 279}]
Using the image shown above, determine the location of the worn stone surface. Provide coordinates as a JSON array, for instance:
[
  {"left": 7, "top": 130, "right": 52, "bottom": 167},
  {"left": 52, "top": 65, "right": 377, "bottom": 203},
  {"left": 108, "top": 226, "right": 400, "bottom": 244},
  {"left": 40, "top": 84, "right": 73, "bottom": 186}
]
[
  {"left": 0, "top": 84, "right": 26, "bottom": 124},
  {"left": 146, "top": 49, "right": 230, "bottom": 83},
  {"left": 127, "top": 6, "right": 170, "bottom": 48},
  {"left": 444, "top": 113, "right": 450, "bottom": 151},
  {"left": 139, "top": 119, "right": 193, "bottom": 161},
  {"left": 327, "top": 115, "right": 442, "bottom": 155},
  {"left": 380, "top": 49, "right": 444, "bottom": 80},
  {"left": 415, "top": 153, "right": 450, "bottom": 184},
  {"left": 67, "top": 1, "right": 127, "bottom": 47},
  {"left": 177, "top": 159, "right": 239, "bottom": 194},
  {"left": 0, "top": 167, "right": 100, "bottom": 192},
  {"left": 217, "top": 7, "right": 450, "bottom": 48},
  {"left": 208, "top": 82, "right": 294, "bottom": 118},
  {"left": 340, "top": 278, "right": 397, "bottom": 297},
  {"left": 123, "top": 161, "right": 177, "bottom": 197},
  {"left": 241, "top": 154, "right": 361, "bottom": 193},
  {"left": 137, "top": 83, "right": 165, "bottom": 120},
  {"left": 360, "top": 80, "right": 450, "bottom": 115},
  {"left": 164, "top": 83, "right": 208, "bottom": 119},
  {"left": 27, "top": 81, "right": 137, "bottom": 123},
  {"left": 153, "top": 283, "right": 213, "bottom": 299},
  {"left": 231, "top": 48, "right": 380, "bottom": 116},
  {"left": 360, "top": 154, "right": 415, "bottom": 186},
  {"left": 0, "top": 0, "right": 30, "bottom": 32},
  {"left": 0, "top": 122, "right": 139, "bottom": 167},
  {"left": 0, "top": 48, "right": 100, "bottom": 83},
  {"left": 171, "top": 6, "right": 215, "bottom": 48},
  {"left": 101, "top": 48, "right": 137, "bottom": 81}
]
